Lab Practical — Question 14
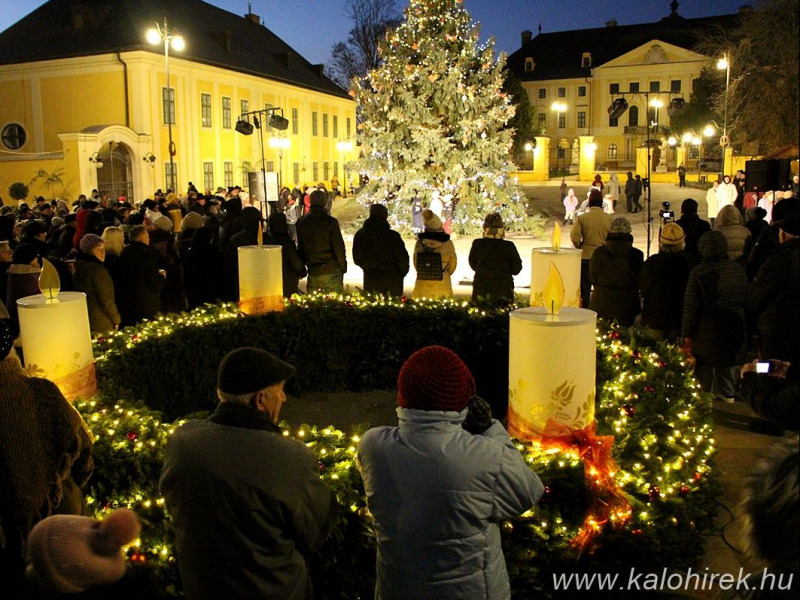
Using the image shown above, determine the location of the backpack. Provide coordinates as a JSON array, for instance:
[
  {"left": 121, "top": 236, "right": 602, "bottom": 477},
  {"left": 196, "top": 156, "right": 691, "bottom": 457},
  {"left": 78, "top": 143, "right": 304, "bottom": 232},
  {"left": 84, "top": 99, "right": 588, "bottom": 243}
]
[{"left": 416, "top": 247, "right": 443, "bottom": 281}]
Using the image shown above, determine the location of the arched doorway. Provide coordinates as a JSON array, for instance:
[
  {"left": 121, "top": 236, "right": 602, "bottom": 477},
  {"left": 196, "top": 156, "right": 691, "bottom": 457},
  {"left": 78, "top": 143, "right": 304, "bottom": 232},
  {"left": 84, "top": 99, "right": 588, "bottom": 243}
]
[{"left": 95, "top": 142, "right": 134, "bottom": 202}]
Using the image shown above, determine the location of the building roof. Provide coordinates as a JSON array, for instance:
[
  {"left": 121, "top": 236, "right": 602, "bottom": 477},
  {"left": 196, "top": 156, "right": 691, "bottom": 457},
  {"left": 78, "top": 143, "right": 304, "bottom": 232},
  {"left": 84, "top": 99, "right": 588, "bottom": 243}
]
[
  {"left": 507, "top": 11, "right": 741, "bottom": 82},
  {"left": 0, "top": 0, "right": 349, "bottom": 99}
]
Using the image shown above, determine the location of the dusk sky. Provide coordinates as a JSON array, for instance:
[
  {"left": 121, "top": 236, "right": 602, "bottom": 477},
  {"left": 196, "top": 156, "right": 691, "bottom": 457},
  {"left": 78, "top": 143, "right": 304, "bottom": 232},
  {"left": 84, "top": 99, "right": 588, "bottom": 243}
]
[{"left": 0, "top": 0, "right": 747, "bottom": 66}]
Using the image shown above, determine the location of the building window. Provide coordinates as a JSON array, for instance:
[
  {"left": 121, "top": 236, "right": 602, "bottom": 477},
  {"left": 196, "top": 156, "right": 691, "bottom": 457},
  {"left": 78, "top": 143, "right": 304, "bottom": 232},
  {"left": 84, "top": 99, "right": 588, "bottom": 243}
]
[
  {"left": 581, "top": 52, "right": 591, "bottom": 67},
  {"left": 222, "top": 97, "right": 232, "bottom": 129},
  {"left": 201, "top": 93, "right": 212, "bottom": 128},
  {"left": 1, "top": 123, "right": 26, "bottom": 149},
  {"left": 264, "top": 103, "right": 273, "bottom": 131},
  {"left": 688, "top": 145, "right": 700, "bottom": 159},
  {"left": 649, "top": 81, "right": 660, "bottom": 93},
  {"left": 629, "top": 82, "right": 639, "bottom": 93},
  {"left": 537, "top": 113, "right": 546, "bottom": 129},
  {"left": 241, "top": 99, "right": 249, "bottom": 117},
  {"left": 608, "top": 143, "right": 618, "bottom": 159},
  {"left": 558, "top": 112, "right": 566, "bottom": 128},
  {"left": 241, "top": 161, "right": 251, "bottom": 182},
  {"left": 293, "top": 162, "right": 300, "bottom": 184},
  {"left": 557, "top": 87, "right": 566, "bottom": 98},
  {"left": 628, "top": 105, "right": 639, "bottom": 127},
  {"left": 203, "top": 161, "right": 214, "bottom": 191},
  {"left": 524, "top": 57, "right": 534, "bottom": 72},
  {"left": 671, "top": 79, "right": 682, "bottom": 93},
  {"left": 346, "top": 117, "right": 351, "bottom": 138},
  {"left": 266, "top": 160, "right": 274, "bottom": 172},
  {"left": 165, "top": 162, "right": 177, "bottom": 192},
  {"left": 609, "top": 115, "right": 619, "bottom": 127},
  {"left": 648, "top": 107, "right": 657, "bottom": 126},
  {"left": 163, "top": 88, "right": 175, "bottom": 125},
  {"left": 557, "top": 147, "right": 565, "bottom": 160},
  {"left": 609, "top": 83, "right": 619, "bottom": 95},
  {"left": 333, "top": 161, "right": 339, "bottom": 177},
  {"left": 333, "top": 115, "right": 338, "bottom": 139},
  {"left": 323, "top": 114, "right": 329, "bottom": 137},
  {"left": 323, "top": 161, "right": 329, "bottom": 180},
  {"left": 577, "top": 86, "right": 586, "bottom": 98},
  {"left": 224, "top": 161, "right": 233, "bottom": 187},
  {"left": 312, "top": 162, "right": 319, "bottom": 180},
  {"left": 292, "top": 108, "right": 299, "bottom": 135},
  {"left": 577, "top": 111, "right": 586, "bottom": 128},
  {"left": 312, "top": 112, "right": 318, "bottom": 136},
  {"left": 538, "top": 88, "right": 546, "bottom": 99}
]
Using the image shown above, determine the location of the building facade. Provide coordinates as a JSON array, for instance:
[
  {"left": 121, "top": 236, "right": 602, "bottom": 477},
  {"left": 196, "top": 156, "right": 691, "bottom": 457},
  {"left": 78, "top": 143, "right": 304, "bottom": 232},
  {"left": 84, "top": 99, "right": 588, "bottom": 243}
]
[
  {"left": 0, "top": 0, "right": 356, "bottom": 204},
  {"left": 507, "top": 5, "right": 746, "bottom": 181}
]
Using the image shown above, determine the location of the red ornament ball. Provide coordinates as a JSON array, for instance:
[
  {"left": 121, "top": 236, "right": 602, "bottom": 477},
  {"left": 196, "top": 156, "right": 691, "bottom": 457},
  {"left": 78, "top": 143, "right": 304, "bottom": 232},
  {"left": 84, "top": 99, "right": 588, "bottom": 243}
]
[
  {"left": 97, "top": 336, "right": 106, "bottom": 343},
  {"left": 622, "top": 404, "right": 635, "bottom": 416},
  {"left": 318, "top": 460, "right": 325, "bottom": 474},
  {"left": 401, "top": 296, "right": 409, "bottom": 304},
  {"left": 126, "top": 431, "right": 138, "bottom": 442},
  {"left": 644, "top": 385, "right": 655, "bottom": 393},
  {"left": 679, "top": 485, "right": 690, "bottom": 496},
  {"left": 610, "top": 331, "right": 620, "bottom": 339},
  {"left": 648, "top": 485, "right": 661, "bottom": 501}
]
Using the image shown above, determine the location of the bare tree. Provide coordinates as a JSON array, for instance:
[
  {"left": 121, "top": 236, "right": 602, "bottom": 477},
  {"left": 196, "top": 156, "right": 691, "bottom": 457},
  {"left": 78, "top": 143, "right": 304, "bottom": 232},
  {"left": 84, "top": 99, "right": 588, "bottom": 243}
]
[{"left": 327, "top": 0, "right": 402, "bottom": 90}]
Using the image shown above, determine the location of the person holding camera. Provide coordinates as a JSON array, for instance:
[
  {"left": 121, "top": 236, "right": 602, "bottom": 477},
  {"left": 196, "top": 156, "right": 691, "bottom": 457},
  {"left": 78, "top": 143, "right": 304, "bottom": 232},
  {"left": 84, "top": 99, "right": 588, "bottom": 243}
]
[
  {"left": 736, "top": 359, "right": 798, "bottom": 432},
  {"left": 356, "top": 345, "right": 543, "bottom": 600}
]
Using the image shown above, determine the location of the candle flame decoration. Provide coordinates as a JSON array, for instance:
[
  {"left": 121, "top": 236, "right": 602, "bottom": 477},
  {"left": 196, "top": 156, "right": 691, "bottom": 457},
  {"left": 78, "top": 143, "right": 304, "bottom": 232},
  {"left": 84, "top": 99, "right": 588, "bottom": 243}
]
[
  {"left": 543, "top": 262, "right": 564, "bottom": 315},
  {"left": 552, "top": 222, "right": 562, "bottom": 252},
  {"left": 256, "top": 222, "right": 263, "bottom": 246},
  {"left": 38, "top": 258, "right": 61, "bottom": 302}
]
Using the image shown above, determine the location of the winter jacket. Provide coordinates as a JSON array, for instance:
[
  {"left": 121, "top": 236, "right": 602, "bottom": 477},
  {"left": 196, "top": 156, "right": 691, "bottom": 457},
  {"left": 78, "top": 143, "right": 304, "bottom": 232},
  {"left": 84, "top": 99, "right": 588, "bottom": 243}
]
[
  {"left": 264, "top": 232, "right": 308, "bottom": 297},
  {"left": 356, "top": 408, "right": 543, "bottom": 600},
  {"left": 716, "top": 181, "right": 737, "bottom": 208},
  {"left": 748, "top": 238, "right": 800, "bottom": 362},
  {"left": 5, "top": 264, "right": 41, "bottom": 337},
  {"left": 570, "top": 207, "right": 612, "bottom": 260},
  {"left": 589, "top": 233, "right": 644, "bottom": 326},
  {"left": 160, "top": 402, "right": 336, "bottom": 600},
  {"left": 113, "top": 241, "right": 164, "bottom": 326},
  {"left": 706, "top": 186, "right": 720, "bottom": 220},
  {"left": 296, "top": 207, "right": 347, "bottom": 276},
  {"left": 682, "top": 246, "right": 747, "bottom": 368},
  {"left": 715, "top": 205, "right": 750, "bottom": 261},
  {"left": 675, "top": 214, "right": 711, "bottom": 264},
  {"left": 352, "top": 217, "right": 409, "bottom": 296},
  {"left": 412, "top": 231, "right": 457, "bottom": 299},
  {"left": 72, "top": 252, "right": 120, "bottom": 333},
  {"left": 735, "top": 371, "right": 799, "bottom": 432},
  {"left": 183, "top": 241, "right": 225, "bottom": 309},
  {"left": 639, "top": 250, "right": 694, "bottom": 333},
  {"left": 468, "top": 237, "right": 522, "bottom": 304}
]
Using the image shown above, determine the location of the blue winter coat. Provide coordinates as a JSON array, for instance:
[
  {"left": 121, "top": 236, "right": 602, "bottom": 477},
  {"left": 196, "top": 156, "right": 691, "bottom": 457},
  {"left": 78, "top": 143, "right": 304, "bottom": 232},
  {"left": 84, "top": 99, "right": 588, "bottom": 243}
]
[{"left": 356, "top": 408, "right": 544, "bottom": 600}]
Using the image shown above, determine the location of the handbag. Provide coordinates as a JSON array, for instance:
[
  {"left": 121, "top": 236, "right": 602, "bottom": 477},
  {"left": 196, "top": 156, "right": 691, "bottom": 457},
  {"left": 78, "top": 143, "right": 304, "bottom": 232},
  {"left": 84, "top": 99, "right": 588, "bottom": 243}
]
[{"left": 416, "top": 247, "right": 444, "bottom": 281}]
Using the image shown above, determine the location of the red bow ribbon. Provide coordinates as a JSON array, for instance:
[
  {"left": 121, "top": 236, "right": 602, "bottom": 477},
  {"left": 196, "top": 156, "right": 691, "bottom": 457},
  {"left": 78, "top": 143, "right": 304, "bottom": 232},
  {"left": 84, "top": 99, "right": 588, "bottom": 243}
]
[{"left": 540, "top": 418, "right": 631, "bottom": 554}]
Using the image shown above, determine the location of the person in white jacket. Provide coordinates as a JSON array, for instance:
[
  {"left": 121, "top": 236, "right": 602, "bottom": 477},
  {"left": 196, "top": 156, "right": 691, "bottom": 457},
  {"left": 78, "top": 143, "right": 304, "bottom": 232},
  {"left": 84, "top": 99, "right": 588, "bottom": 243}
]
[
  {"left": 716, "top": 175, "right": 738, "bottom": 210},
  {"left": 706, "top": 180, "right": 720, "bottom": 227}
]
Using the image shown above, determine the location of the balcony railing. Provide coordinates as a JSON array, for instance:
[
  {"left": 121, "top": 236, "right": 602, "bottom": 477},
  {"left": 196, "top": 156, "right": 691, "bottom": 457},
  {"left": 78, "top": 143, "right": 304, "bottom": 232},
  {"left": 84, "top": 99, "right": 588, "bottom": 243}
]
[{"left": 624, "top": 125, "right": 666, "bottom": 135}]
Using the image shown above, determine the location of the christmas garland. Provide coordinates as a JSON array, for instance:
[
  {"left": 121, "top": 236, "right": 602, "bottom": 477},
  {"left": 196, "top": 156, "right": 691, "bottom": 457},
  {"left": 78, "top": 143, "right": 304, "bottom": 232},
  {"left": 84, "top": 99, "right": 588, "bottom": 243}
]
[{"left": 77, "top": 297, "right": 717, "bottom": 597}]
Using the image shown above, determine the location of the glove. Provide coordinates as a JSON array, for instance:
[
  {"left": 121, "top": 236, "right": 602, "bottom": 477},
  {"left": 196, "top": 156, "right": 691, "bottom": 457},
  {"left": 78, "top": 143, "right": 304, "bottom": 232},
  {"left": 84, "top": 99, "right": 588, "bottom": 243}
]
[{"left": 463, "top": 395, "right": 493, "bottom": 434}]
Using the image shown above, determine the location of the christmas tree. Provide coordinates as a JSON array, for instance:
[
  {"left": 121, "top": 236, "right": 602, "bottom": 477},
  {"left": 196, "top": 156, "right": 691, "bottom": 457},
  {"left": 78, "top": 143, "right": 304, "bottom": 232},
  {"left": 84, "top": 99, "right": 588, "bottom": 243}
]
[{"left": 352, "top": 0, "right": 537, "bottom": 235}]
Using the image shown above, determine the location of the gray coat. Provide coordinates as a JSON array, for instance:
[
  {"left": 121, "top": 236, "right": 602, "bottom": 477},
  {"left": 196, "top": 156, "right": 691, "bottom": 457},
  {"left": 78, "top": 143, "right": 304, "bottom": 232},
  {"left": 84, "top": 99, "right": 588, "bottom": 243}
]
[{"left": 357, "top": 408, "right": 543, "bottom": 600}]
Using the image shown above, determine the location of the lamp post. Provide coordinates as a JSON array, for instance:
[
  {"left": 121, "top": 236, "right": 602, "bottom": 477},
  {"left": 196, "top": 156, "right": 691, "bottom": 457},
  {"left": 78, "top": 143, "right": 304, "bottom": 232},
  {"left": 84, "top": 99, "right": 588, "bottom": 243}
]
[
  {"left": 551, "top": 101, "right": 567, "bottom": 173},
  {"left": 523, "top": 141, "right": 535, "bottom": 171},
  {"left": 336, "top": 139, "right": 353, "bottom": 197},
  {"left": 717, "top": 54, "right": 731, "bottom": 177},
  {"left": 147, "top": 18, "right": 184, "bottom": 193}
]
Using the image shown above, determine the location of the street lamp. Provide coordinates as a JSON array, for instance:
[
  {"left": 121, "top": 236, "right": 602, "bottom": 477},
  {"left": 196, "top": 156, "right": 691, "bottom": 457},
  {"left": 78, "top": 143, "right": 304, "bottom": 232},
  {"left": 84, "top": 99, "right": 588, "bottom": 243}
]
[
  {"left": 147, "top": 18, "right": 184, "bottom": 193},
  {"left": 551, "top": 101, "right": 567, "bottom": 173},
  {"left": 336, "top": 139, "right": 353, "bottom": 197},
  {"left": 523, "top": 141, "right": 535, "bottom": 171},
  {"left": 717, "top": 54, "right": 731, "bottom": 176}
]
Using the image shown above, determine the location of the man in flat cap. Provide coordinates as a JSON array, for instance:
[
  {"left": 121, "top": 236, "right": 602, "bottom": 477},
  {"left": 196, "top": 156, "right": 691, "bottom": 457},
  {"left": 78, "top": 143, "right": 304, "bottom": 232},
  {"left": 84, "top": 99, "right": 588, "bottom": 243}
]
[{"left": 160, "top": 348, "right": 337, "bottom": 599}]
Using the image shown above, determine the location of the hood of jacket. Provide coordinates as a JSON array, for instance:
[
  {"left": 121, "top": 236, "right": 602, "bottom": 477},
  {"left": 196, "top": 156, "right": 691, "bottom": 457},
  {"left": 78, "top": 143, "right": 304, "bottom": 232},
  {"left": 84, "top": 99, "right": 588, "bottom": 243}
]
[
  {"left": 716, "top": 205, "right": 743, "bottom": 227},
  {"left": 396, "top": 406, "right": 467, "bottom": 433},
  {"left": 417, "top": 230, "right": 450, "bottom": 249},
  {"left": 604, "top": 233, "right": 633, "bottom": 255}
]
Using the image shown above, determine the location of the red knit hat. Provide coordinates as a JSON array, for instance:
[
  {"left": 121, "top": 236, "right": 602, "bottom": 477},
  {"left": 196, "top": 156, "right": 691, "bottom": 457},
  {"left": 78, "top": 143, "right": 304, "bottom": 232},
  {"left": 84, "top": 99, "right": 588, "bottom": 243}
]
[{"left": 397, "top": 346, "right": 475, "bottom": 411}]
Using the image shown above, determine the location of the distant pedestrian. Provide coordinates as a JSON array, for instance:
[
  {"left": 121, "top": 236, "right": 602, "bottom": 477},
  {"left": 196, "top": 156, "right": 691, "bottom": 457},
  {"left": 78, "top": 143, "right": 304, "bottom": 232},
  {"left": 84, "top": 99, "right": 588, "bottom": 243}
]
[
  {"left": 624, "top": 172, "right": 637, "bottom": 213},
  {"left": 706, "top": 180, "right": 720, "bottom": 227},
  {"left": 296, "top": 190, "right": 347, "bottom": 293},
  {"left": 678, "top": 164, "right": 686, "bottom": 187},
  {"left": 563, "top": 188, "right": 578, "bottom": 224},
  {"left": 468, "top": 213, "right": 522, "bottom": 305},
  {"left": 589, "top": 218, "right": 643, "bottom": 326},
  {"left": 570, "top": 190, "right": 612, "bottom": 308},
  {"left": 352, "top": 203, "right": 409, "bottom": 297}
]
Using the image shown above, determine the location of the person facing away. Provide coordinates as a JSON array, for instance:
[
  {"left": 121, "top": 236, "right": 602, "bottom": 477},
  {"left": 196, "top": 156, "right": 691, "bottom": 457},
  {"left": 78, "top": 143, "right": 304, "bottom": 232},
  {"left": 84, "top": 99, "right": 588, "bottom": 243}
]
[
  {"left": 468, "top": 213, "right": 522, "bottom": 306},
  {"left": 412, "top": 209, "right": 458, "bottom": 299},
  {"left": 265, "top": 212, "right": 307, "bottom": 297},
  {"left": 675, "top": 198, "right": 711, "bottom": 265},
  {"left": 160, "top": 347, "right": 338, "bottom": 600},
  {"left": 714, "top": 204, "right": 751, "bottom": 263},
  {"left": 570, "top": 189, "right": 612, "bottom": 308},
  {"left": 624, "top": 171, "right": 637, "bottom": 213},
  {"left": 682, "top": 230, "right": 747, "bottom": 404},
  {"left": 352, "top": 203, "right": 409, "bottom": 297},
  {"left": 356, "top": 345, "right": 543, "bottom": 600},
  {"left": 639, "top": 222, "right": 694, "bottom": 342},
  {"left": 113, "top": 225, "right": 164, "bottom": 327},
  {"left": 296, "top": 189, "right": 347, "bottom": 294},
  {"left": 588, "top": 217, "right": 644, "bottom": 327}
]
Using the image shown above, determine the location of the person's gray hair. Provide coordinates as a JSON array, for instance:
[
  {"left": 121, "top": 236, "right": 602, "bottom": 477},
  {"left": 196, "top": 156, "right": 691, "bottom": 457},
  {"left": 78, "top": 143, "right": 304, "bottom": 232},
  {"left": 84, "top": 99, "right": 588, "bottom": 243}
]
[
  {"left": 659, "top": 241, "right": 685, "bottom": 253},
  {"left": 217, "top": 388, "right": 256, "bottom": 405}
]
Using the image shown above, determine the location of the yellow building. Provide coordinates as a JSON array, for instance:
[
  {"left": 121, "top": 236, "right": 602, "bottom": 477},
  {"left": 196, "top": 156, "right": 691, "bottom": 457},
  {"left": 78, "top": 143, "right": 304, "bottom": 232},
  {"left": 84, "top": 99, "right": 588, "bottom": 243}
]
[
  {"left": 0, "top": 0, "right": 356, "bottom": 204},
  {"left": 507, "top": 6, "right": 747, "bottom": 182}
]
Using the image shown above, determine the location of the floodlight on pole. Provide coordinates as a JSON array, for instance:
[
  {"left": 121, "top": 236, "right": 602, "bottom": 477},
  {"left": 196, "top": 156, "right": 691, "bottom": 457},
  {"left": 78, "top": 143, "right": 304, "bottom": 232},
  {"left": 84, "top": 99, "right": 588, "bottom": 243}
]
[
  {"left": 236, "top": 107, "right": 289, "bottom": 213},
  {"left": 148, "top": 17, "right": 184, "bottom": 192},
  {"left": 717, "top": 53, "right": 731, "bottom": 176}
]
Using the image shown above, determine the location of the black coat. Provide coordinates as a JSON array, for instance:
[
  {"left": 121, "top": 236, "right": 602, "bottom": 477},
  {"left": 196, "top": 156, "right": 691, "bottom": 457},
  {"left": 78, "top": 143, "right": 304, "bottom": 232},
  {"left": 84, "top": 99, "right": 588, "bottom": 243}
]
[
  {"left": 352, "top": 217, "right": 409, "bottom": 297},
  {"left": 589, "top": 234, "right": 643, "bottom": 326},
  {"left": 468, "top": 237, "right": 522, "bottom": 304},
  {"left": 264, "top": 233, "right": 307, "bottom": 297},
  {"left": 675, "top": 214, "right": 711, "bottom": 264},
  {"left": 183, "top": 241, "right": 225, "bottom": 309},
  {"left": 113, "top": 242, "right": 165, "bottom": 326},
  {"left": 296, "top": 207, "right": 347, "bottom": 276},
  {"left": 639, "top": 251, "right": 694, "bottom": 332}
]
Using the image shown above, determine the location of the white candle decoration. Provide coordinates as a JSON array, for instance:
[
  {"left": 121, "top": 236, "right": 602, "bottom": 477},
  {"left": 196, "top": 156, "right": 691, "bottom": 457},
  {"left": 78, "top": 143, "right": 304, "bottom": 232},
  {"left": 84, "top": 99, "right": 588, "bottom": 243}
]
[
  {"left": 238, "top": 245, "right": 284, "bottom": 315},
  {"left": 17, "top": 291, "right": 97, "bottom": 400},
  {"left": 507, "top": 306, "right": 597, "bottom": 441},
  {"left": 530, "top": 224, "right": 581, "bottom": 308}
]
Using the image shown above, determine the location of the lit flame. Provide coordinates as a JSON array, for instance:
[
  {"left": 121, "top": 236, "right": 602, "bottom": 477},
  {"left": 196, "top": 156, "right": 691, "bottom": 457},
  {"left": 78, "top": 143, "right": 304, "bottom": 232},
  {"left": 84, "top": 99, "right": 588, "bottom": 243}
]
[
  {"left": 256, "top": 222, "right": 263, "bottom": 246},
  {"left": 552, "top": 222, "right": 561, "bottom": 251},
  {"left": 543, "top": 262, "right": 564, "bottom": 315},
  {"left": 38, "top": 258, "right": 61, "bottom": 301}
]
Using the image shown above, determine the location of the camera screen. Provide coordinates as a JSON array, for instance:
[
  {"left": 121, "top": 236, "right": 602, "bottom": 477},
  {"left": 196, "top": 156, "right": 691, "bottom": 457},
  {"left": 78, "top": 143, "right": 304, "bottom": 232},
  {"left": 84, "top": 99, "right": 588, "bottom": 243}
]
[
  {"left": 756, "top": 362, "right": 771, "bottom": 374},
  {"left": 662, "top": 211, "right": 674, "bottom": 220}
]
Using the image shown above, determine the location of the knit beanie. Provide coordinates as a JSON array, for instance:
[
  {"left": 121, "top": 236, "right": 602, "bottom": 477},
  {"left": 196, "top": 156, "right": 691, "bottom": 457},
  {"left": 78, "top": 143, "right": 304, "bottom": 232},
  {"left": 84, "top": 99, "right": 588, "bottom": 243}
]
[
  {"left": 780, "top": 215, "right": 799, "bottom": 237},
  {"left": 422, "top": 209, "right": 443, "bottom": 231},
  {"left": 152, "top": 215, "right": 174, "bottom": 232},
  {"left": 397, "top": 346, "right": 475, "bottom": 412},
  {"left": 217, "top": 347, "right": 296, "bottom": 395},
  {"left": 25, "top": 509, "right": 141, "bottom": 594},
  {"left": 181, "top": 211, "right": 205, "bottom": 231},
  {"left": 659, "top": 222, "right": 685, "bottom": 246},
  {"left": 609, "top": 217, "right": 632, "bottom": 235},
  {"left": 698, "top": 230, "right": 728, "bottom": 259},
  {"left": 78, "top": 233, "right": 104, "bottom": 255}
]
